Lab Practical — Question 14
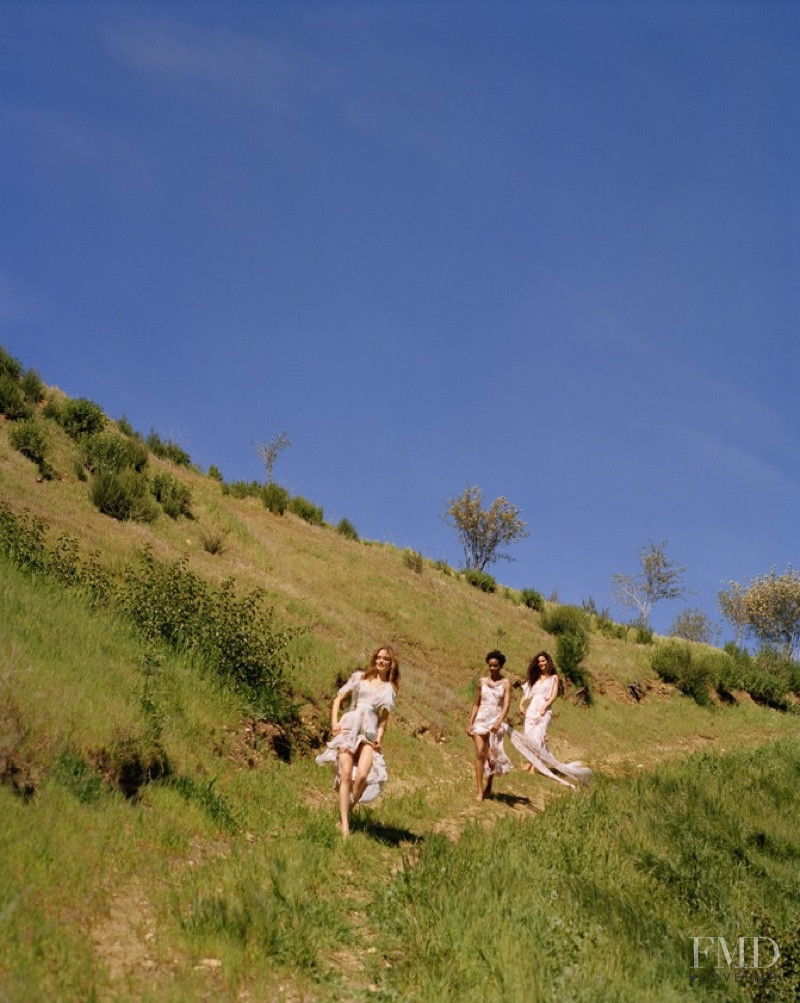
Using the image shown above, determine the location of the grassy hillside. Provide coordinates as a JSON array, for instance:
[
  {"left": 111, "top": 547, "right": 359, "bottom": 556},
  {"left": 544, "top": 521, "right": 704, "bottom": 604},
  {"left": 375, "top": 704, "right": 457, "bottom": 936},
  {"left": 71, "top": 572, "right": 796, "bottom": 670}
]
[{"left": 2, "top": 368, "right": 800, "bottom": 1000}]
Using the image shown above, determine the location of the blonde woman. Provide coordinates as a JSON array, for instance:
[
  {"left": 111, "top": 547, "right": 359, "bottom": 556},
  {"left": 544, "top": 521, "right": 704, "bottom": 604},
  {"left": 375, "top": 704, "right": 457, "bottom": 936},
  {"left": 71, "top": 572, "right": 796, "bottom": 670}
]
[{"left": 316, "top": 645, "right": 400, "bottom": 836}]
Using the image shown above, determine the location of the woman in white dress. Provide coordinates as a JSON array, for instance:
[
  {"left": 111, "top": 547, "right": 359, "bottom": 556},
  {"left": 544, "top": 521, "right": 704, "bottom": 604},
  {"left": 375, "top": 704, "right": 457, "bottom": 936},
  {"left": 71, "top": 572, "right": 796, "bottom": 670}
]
[
  {"left": 508, "top": 651, "right": 592, "bottom": 789},
  {"left": 316, "top": 645, "right": 400, "bottom": 836},
  {"left": 467, "top": 650, "right": 512, "bottom": 801}
]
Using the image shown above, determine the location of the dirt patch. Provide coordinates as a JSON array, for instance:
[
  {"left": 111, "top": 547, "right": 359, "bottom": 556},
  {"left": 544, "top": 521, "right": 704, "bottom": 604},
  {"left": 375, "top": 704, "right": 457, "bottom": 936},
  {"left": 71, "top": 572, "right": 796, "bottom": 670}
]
[{"left": 0, "top": 692, "right": 39, "bottom": 798}]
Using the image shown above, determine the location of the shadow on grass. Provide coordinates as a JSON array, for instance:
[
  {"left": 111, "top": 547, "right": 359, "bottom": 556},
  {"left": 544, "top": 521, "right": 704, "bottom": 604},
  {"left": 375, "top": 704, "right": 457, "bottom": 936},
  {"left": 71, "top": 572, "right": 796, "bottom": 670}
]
[
  {"left": 351, "top": 815, "right": 424, "bottom": 846},
  {"left": 487, "top": 791, "right": 538, "bottom": 810}
]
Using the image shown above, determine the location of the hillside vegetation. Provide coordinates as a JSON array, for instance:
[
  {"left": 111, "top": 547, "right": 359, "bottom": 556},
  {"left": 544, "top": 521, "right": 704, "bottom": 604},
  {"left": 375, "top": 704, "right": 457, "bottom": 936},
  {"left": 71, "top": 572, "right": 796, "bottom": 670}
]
[{"left": 2, "top": 357, "right": 799, "bottom": 1001}]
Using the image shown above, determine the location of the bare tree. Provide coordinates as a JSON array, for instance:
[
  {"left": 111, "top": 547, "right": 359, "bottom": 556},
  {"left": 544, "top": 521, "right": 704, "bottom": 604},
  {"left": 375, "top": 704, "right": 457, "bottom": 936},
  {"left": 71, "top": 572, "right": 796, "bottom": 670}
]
[
  {"left": 254, "top": 431, "right": 292, "bottom": 484},
  {"left": 443, "top": 485, "right": 529, "bottom": 571},
  {"left": 610, "top": 540, "right": 689, "bottom": 627}
]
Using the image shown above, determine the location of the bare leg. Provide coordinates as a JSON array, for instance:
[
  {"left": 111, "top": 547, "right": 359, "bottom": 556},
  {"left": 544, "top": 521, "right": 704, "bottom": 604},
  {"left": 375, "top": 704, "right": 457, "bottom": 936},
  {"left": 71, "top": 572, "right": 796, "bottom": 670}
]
[
  {"left": 338, "top": 750, "right": 355, "bottom": 836},
  {"left": 351, "top": 744, "right": 375, "bottom": 807},
  {"left": 473, "top": 734, "right": 488, "bottom": 801}
]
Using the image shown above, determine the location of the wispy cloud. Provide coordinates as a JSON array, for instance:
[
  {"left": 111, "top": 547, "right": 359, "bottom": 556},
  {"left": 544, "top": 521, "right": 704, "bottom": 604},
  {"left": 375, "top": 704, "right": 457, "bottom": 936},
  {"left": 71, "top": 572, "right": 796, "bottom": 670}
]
[
  {"left": 103, "top": 16, "right": 338, "bottom": 115},
  {"left": 666, "top": 424, "right": 800, "bottom": 496}
]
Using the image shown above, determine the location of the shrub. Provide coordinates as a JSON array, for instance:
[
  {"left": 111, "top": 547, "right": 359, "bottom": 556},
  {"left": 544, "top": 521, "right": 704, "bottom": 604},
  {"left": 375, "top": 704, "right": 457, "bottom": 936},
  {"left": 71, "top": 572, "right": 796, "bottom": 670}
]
[
  {"left": 0, "top": 345, "right": 22, "bottom": 382},
  {"left": 594, "top": 612, "right": 628, "bottom": 640},
  {"left": 224, "top": 480, "right": 262, "bottom": 500},
  {"left": 336, "top": 518, "right": 359, "bottom": 541},
  {"left": 520, "top": 587, "right": 544, "bottom": 611},
  {"left": 90, "top": 469, "right": 158, "bottom": 522},
  {"left": 207, "top": 464, "right": 223, "bottom": 482},
  {"left": 116, "top": 415, "right": 141, "bottom": 438},
  {"left": 0, "top": 373, "right": 29, "bottom": 420},
  {"left": 151, "top": 471, "right": 192, "bottom": 519},
  {"left": 288, "top": 495, "right": 324, "bottom": 525},
  {"left": 434, "top": 559, "right": 454, "bottom": 576},
  {"left": 20, "top": 368, "right": 45, "bottom": 403},
  {"left": 556, "top": 632, "right": 591, "bottom": 697},
  {"left": 463, "top": 568, "right": 496, "bottom": 592},
  {"left": 58, "top": 397, "right": 106, "bottom": 439},
  {"left": 84, "top": 431, "right": 149, "bottom": 474},
  {"left": 262, "top": 482, "right": 289, "bottom": 515},
  {"left": 650, "top": 643, "right": 712, "bottom": 706},
  {"left": 200, "top": 529, "right": 228, "bottom": 555},
  {"left": 146, "top": 431, "right": 191, "bottom": 467},
  {"left": 8, "top": 418, "right": 49, "bottom": 469},
  {"left": 634, "top": 622, "right": 654, "bottom": 645},
  {"left": 541, "top": 604, "right": 589, "bottom": 637},
  {"left": 402, "top": 549, "right": 424, "bottom": 573}
]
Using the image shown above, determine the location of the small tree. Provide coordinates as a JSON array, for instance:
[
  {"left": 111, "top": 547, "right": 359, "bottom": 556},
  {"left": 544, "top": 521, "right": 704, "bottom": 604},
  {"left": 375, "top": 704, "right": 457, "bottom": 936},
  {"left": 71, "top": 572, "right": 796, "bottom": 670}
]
[
  {"left": 727, "top": 567, "right": 800, "bottom": 659},
  {"left": 610, "top": 540, "right": 689, "bottom": 627},
  {"left": 671, "top": 607, "right": 715, "bottom": 644},
  {"left": 442, "top": 485, "right": 529, "bottom": 571},
  {"left": 718, "top": 581, "right": 749, "bottom": 647},
  {"left": 254, "top": 431, "right": 292, "bottom": 484}
]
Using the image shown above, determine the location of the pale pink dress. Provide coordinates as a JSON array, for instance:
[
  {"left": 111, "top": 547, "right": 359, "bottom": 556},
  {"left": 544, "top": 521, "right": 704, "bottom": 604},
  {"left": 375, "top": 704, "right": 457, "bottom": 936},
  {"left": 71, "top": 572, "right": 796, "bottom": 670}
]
[
  {"left": 507, "top": 674, "right": 592, "bottom": 789},
  {"left": 469, "top": 676, "right": 512, "bottom": 777},
  {"left": 315, "top": 671, "right": 395, "bottom": 803}
]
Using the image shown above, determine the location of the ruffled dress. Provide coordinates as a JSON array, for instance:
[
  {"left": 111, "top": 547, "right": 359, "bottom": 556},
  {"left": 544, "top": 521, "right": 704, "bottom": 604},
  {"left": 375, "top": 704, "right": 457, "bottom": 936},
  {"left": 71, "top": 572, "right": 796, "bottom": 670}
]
[
  {"left": 507, "top": 675, "right": 592, "bottom": 789},
  {"left": 315, "top": 671, "right": 396, "bottom": 804},
  {"left": 468, "top": 676, "right": 512, "bottom": 777}
]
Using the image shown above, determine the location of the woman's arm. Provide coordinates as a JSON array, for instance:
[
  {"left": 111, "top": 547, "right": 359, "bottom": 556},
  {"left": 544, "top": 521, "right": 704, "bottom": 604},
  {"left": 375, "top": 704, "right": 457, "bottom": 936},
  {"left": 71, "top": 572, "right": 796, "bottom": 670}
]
[
  {"left": 466, "top": 683, "right": 482, "bottom": 734},
  {"left": 330, "top": 693, "right": 345, "bottom": 734},
  {"left": 540, "top": 676, "right": 558, "bottom": 716},
  {"left": 373, "top": 708, "right": 390, "bottom": 751}
]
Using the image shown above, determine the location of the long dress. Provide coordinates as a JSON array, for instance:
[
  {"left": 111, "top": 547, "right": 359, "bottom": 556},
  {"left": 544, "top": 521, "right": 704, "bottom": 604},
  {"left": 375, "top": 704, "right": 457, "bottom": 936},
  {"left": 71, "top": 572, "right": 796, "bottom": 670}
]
[
  {"left": 468, "top": 676, "right": 512, "bottom": 778},
  {"left": 315, "top": 671, "right": 396, "bottom": 803},
  {"left": 507, "top": 674, "right": 592, "bottom": 789}
]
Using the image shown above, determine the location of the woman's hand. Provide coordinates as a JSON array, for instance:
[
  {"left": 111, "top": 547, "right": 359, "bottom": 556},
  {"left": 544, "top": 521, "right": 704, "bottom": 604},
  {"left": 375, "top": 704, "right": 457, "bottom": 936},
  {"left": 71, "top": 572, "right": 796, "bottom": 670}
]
[{"left": 332, "top": 722, "right": 342, "bottom": 735}]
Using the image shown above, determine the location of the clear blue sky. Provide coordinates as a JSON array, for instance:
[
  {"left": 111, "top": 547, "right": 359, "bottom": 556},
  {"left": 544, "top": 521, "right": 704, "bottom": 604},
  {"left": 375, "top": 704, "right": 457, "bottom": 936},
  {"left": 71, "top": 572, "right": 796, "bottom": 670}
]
[{"left": 2, "top": 0, "right": 798, "bottom": 637}]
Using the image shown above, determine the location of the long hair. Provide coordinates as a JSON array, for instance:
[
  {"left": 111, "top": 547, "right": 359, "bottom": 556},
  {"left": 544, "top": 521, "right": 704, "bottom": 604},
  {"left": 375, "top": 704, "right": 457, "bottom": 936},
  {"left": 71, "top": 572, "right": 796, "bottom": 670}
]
[
  {"left": 527, "top": 650, "right": 556, "bottom": 687},
  {"left": 367, "top": 644, "right": 400, "bottom": 690}
]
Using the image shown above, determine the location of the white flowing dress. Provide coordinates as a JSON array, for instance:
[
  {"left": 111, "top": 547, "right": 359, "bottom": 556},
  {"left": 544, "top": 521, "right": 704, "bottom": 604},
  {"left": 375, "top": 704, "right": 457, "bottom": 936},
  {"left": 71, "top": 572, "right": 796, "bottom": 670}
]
[
  {"left": 315, "top": 671, "right": 395, "bottom": 803},
  {"left": 507, "top": 675, "right": 592, "bottom": 789},
  {"left": 468, "top": 676, "right": 513, "bottom": 778}
]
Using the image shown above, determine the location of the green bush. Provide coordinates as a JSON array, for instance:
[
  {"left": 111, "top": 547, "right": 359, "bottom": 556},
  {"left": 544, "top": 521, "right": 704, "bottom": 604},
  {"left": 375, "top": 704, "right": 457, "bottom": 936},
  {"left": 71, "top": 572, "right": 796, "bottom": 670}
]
[
  {"left": 0, "top": 372, "right": 30, "bottom": 420},
  {"left": 336, "top": 517, "right": 359, "bottom": 541},
  {"left": 262, "top": 482, "right": 289, "bottom": 515},
  {"left": 402, "top": 549, "right": 424, "bottom": 573},
  {"left": 594, "top": 612, "right": 628, "bottom": 640},
  {"left": 520, "top": 587, "right": 544, "bottom": 611},
  {"left": 288, "top": 495, "right": 324, "bottom": 525},
  {"left": 20, "top": 368, "right": 45, "bottom": 403},
  {"left": 650, "top": 643, "right": 713, "bottom": 706},
  {"left": 634, "top": 623, "right": 654, "bottom": 645},
  {"left": 151, "top": 471, "right": 192, "bottom": 519},
  {"left": 434, "top": 559, "right": 454, "bottom": 576},
  {"left": 463, "top": 568, "right": 496, "bottom": 592},
  {"left": 146, "top": 431, "right": 191, "bottom": 467},
  {"left": 0, "top": 345, "right": 22, "bottom": 382},
  {"left": 58, "top": 397, "right": 106, "bottom": 439},
  {"left": 556, "top": 631, "right": 591, "bottom": 696},
  {"left": 541, "top": 604, "right": 589, "bottom": 637},
  {"left": 207, "top": 464, "right": 223, "bottom": 482},
  {"left": 90, "top": 469, "right": 158, "bottom": 522},
  {"left": 224, "top": 480, "right": 262, "bottom": 500},
  {"left": 84, "top": 430, "right": 149, "bottom": 474},
  {"left": 8, "top": 418, "right": 49, "bottom": 469}
]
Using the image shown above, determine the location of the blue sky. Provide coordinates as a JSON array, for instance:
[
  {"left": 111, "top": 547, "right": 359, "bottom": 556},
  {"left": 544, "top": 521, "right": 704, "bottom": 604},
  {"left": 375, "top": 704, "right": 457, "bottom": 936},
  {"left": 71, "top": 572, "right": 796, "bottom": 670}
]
[{"left": 2, "top": 0, "right": 798, "bottom": 637}]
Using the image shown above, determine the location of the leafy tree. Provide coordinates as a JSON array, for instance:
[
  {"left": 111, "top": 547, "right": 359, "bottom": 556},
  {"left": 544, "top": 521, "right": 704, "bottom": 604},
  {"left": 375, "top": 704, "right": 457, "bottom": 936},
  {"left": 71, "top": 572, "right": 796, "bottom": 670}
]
[
  {"left": 254, "top": 430, "right": 292, "bottom": 484},
  {"left": 717, "top": 581, "right": 749, "bottom": 647},
  {"left": 610, "top": 540, "right": 689, "bottom": 627},
  {"left": 442, "top": 485, "right": 529, "bottom": 571},
  {"left": 671, "top": 607, "right": 715, "bottom": 644},
  {"left": 724, "top": 568, "right": 800, "bottom": 659}
]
